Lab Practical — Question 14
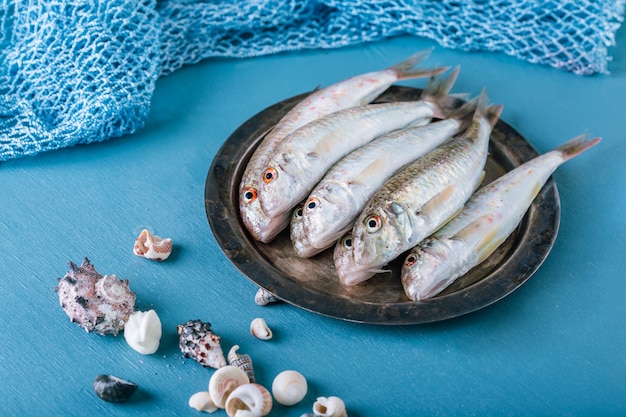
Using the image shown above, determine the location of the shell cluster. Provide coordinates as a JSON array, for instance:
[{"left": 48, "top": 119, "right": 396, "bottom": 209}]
[
  {"left": 133, "top": 229, "right": 173, "bottom": 261},
  {"left": 177, "top": 319, "right": 227, "bottom": 369},
  {"left": 123, "top": 309, "right": 162, "bottom": 354},
  {"left": 55, "top": 258, "right": 136, "bottom": 335},
  {"left": 93, "top": 374, "right": 138, "bottom": 403}
]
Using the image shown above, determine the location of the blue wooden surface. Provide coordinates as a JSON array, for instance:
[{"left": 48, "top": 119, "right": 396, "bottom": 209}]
[{"left": 1, "top": 33, "right": 625, "bottom": 416}]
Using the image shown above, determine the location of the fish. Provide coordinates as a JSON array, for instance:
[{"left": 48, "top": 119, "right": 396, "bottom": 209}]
[
  {"left": 258, "top": 77, "right": 463, "bottom": 228},
  {"left": 298, "top": 73, "right": 473, "bottom": 257},
  {"left": 239, "top": 49, "right": 447, "bottom": 243},
  {"left": 401, "top": 134, "right": 600, "bottom": 301},
  {"left": 334, "top": 90, "right": 502, "bottom": 286}
]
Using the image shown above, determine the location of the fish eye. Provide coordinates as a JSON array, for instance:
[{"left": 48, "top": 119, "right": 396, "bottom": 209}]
[
  {"left": 364, "top": 214, "right": 382, "bottom": 233},
  {"left": 294, "top": 205, "right": 303, "bottom": 218},
  {"left": 341, "top": 236, "right": 353, "bottom": 249},
  {"left": 243, "top": 187, "right": 257, "bottom": 204},
  {"left": 262, "top": 167, "right": 277, "bottom": 184},
  {"left": 305, "top": 197, "right": 319, "bottom": 212},
  {"left": 405, "top": 253, "right": 418, "bottom": 267}
]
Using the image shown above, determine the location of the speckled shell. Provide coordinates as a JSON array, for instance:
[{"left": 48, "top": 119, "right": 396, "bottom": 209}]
[
  {"left": 254, "top": 287, "right": 280, "bottom": 306},
  {"left": 224, "top": 383, "right": 273, "bottom": 417},
  {"left": 177, "top": 319, "right": 227, "bottom": 369},
  {"left": 227, "top": 345, "right": 256, "bottom": 383},
  {"left": 55, "top": 258, "right": 136, "bottom": 335}
]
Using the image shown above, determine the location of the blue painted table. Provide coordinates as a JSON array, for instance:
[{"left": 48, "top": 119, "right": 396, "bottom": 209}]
[{"left": 1, "top": 33, "right": 625, "bottom": 416}]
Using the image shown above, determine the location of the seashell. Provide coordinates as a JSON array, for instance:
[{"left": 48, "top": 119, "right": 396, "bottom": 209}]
[
  {"left": 188, "top": 391, "right": 218, "bottom": 413},
  {"left": 312, "top": 396, "right": 347, "bottom": 417},
  {"left": 271, "top": 370, "right": 307, "bottom": 406},
  {"left": 123, "top": 309, "right": 162, "bottom": 354},
  {"left": 224, "top": 383, "right": 273, "bottom": 417},
  {"left": 133, "top": 229, "right": 173, "bottom": 261},
  {"left": 55, "top": 258, "right": 136, "bottom": 335},
  {"left": 177, "top": 319, "right": 227, "bottom": 369},
  {"left": 254, "top": 287, "right": 280, "bottom": 306},
  {"left": 93, "top": 374, "right": 138, "bottom": 403},
  {"left": 208, "top": 365, "right": 250, "bottom": 408},
  {"left": 227, "top": 345, "right": 256, "bottom": 383},
  {"left": 250, "top": 318, "right": 272, "bottom": 340}
]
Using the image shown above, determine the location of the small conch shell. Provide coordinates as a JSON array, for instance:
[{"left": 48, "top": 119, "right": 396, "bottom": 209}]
[
  {"left": 271, "top": 370, "right": 307, "bottom": 406},
  {"left": 250, "top": 318, "right": 272, "bottom": 340},
  {"left": 133, "top": 229, "right": 172, "bottom": 261},
  {"left": 254, "top": 287, "right": 279, "bottom": 306},
  {"left": 224, "top": 383, "right": 273, "bottom": 417},
  {"left": 177, "top": 319, "right": 227, "bottom": 369},
  {"left": 188, "top": 391, "right": 218, "bottom": 413},
  {"left": 123, "top": 309, "right": 162, "bottom": 354},
  {"left": 227, "top": 345, "right": 255, "bottom": 383},
  {"left": 313, "top": 396, "right": 347, "bottom": 417},
  {"left": 209, "top": 365, "right": 250, "bottom": 409}
]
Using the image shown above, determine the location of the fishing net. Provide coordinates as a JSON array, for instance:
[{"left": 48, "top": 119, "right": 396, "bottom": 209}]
[{"left": 1, "top": 0, "right": 624, "bottom": 161}]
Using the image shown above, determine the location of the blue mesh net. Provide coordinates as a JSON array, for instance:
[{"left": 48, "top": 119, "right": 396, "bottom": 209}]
[{"left": 1, "top": 0, "right": 624, "bottom": 161}]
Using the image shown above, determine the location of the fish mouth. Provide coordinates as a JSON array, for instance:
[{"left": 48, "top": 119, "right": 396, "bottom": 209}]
[
  {"left": 338, "top": 266, "right": 390, "bottom": 286},
  {"left": 256, "top": 213, "right": 291, "bottom": 243}
]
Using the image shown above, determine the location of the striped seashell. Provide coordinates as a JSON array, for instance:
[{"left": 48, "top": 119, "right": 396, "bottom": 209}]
[
  {"left": 208, "top": 365, "right": 250, "bottom": 409},
  {"left": 224, "top": 383, "right": 273, "bottom": 417},
  {"left": 227, "top": 345, "right": 255, "bottom": 383}
]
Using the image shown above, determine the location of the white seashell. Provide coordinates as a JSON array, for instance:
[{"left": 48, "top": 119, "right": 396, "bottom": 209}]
[
  {"left": 271, "top": 370, "right": 307, "bottom": 406},
  {"left": 224, "top": 383, "right": 273, "bottom": 417},
  {"left": 313, "top": 396, "right": 347, "bottom": 417},
  {"left": 250, "top": 318, "right": 272, "bottom": 340},
  {"left": 188, "top": 391, "right": 218, "bottom": 413},
  {"left": 254, "top": 287, "right": 279, "bottom": 306},
  {"left": 227, "top": 345, "right": 255, "bottom": 383},
  {"left": 123, "top": 310, "right": 162, "bottom": 354},
  {"left": 208, "top": 365, "right": 250, "bottom": 409},
  {"left": 133, "top": 229, "right": 173, "bottom": 261}
]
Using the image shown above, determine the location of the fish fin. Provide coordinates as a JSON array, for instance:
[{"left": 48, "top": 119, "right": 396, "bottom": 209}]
[
  {"left": 388, "top": 48, "right": 449, "bottom": 80},
  {"left": 453, "top": 214, "right": 505, "bottom": 264},
  {"left": 448, "top": 96, "right": 479, "bottom": 131},
  {"left": 556, "top": 134, "right": 601, "bottom": 161},
  {"left": 421, "top": 66, "right": 460, "bottom": 99},
  {"left": 349, "top": 154, "right": 392, "bottom": 187},
  {"left": 418, "top": 185, "right": 456, "bottom": 220}
]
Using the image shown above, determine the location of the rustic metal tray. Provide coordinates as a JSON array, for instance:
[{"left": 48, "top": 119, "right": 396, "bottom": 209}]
[{"left": 204, "top": 86, "right": 560, "bottom": 324}]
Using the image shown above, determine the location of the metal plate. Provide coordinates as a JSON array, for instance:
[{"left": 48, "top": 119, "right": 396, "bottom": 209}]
[{"left": 205, "top": 86, "right": 561, "bottom": 325}]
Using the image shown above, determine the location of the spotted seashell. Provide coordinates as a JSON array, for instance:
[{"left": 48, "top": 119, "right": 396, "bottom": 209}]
[
  {"left": 227, "top": 345, "right": 255, "bottom": 383},
  {"left": 188, "top": 391, "right": 218, "bottom": 413},
  {"left": 250, "top": 318, "right": 272, "bottom": 340},
  {"left": 93, "top": 374, "right": 138, "bottom": 403},
  {"left": 313, "top": 396, "right": 347, "bottom": 417},
  {"left": 177, "top": 319, "right": 227, "bottom": 369},
  {"left": 224, "top": 383, "right": 273, "bottom": 417},
  {"left": 254, "top": 287, "right": 280, "bottom": 306},
  {"left": 133, "top": 229, "right": 173, "bottom": 261},
  {"left": 271, "top": 370, "right": 307, "bottom": 406},
  {"left": 55, "top": 258, "right": 136, "bottom": 335},
  {"left": 209, "top": 365, "right": 250, "bottom": 409}
]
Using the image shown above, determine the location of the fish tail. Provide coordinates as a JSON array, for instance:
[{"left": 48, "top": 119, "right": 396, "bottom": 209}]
[
  {"left": 472, "top": 88, "right": 502, "bottom": 128},
  {"left": 388, "top": 48, "right": 449, "bottom": 80},
  {"left": 420, "top": 67, "right": 464, "bottom": 119},
  {"left": 449, "top": 96, "right": 478, "bottom": 130},
  {"left": 556, "top": 134, "right": 601, "bottom": 161}
]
